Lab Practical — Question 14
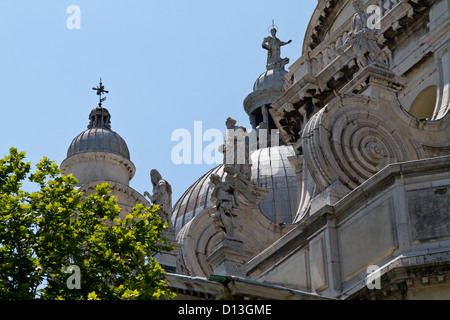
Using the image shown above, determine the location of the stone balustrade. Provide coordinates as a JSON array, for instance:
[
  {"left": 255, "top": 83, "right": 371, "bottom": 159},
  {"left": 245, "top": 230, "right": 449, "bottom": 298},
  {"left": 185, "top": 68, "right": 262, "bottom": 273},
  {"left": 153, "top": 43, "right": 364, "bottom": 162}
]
[{"left": 312, "top": 0, "right": 403, "bottom": 75}]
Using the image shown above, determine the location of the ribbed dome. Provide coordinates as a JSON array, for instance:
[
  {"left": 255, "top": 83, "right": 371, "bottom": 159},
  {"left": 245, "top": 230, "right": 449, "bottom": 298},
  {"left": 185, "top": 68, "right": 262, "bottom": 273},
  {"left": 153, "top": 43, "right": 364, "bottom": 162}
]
[
  {"left": 66, "top": 106, "right": 130, "bottom": 160},
  {"left": 67, "top": 128, "right": 130, "bottom": 160},
  {"left": 253, "top": 68, "right": 287, "bottom": 92},
  {"left": 172, "top": 145, "right": 298, "bottom": 235}
]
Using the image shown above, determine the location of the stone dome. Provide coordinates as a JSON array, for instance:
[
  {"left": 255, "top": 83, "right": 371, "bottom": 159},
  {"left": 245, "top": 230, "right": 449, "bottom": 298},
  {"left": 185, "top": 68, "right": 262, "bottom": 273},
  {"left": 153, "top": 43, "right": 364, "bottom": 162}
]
[
  {"left": 253, "top": 68, "right": 287, "bottom": 92},
  {"left": 67, "top": 128, "right": 130, "bottom": 160},
  {"left": 172, "top": 145, "right": 298, "bottom": 235},
  {"left": 66, "top": 106, "right": 130, "bottom": 160}
]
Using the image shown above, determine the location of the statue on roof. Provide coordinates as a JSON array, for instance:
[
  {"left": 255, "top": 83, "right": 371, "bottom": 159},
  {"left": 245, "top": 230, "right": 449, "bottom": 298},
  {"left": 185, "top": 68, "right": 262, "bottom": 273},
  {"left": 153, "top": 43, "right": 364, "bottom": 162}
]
[
  {"left": 223, "top": 117, "right": 252, "bottom": 181},
  {"left": 144, "top": 169, "right": 173, "bottom": 225},
  {"left": 348, "top": 0, "right": 389, "bottom": 69},
  {"left": 210, "top": 173, "right": 240, "bottom": 240},
  {"left": 262, "top": 22, "right": 292, "bottom": 71}
]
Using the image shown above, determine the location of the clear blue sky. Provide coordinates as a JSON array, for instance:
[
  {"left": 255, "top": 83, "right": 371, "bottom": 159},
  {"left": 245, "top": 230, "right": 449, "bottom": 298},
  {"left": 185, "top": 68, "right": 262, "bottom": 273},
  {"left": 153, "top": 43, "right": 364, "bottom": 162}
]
[{"left": 0, "top": 1, "right": 317, "bottom": 203}]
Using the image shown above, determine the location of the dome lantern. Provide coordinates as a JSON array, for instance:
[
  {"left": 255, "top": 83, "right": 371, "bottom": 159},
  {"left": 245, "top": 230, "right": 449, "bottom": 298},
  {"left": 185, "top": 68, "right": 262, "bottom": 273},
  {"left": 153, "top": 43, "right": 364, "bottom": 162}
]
[{"left": 87, "top": 105, "right": 111, "bottom": 130}]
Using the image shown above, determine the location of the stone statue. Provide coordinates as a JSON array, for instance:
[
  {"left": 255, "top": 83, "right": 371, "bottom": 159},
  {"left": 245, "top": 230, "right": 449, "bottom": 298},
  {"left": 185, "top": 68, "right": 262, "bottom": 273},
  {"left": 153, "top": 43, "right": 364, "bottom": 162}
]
[
  {"left": 144, "top": 169, "right": 172, "bottom": 224},
  {"left": 348, "top": 0, "right": 389, "bottom": 69},
  {"left": 223, "top": 165, "right": 263, "bottom": 205},
  {"left": 223, "top": 117, "right": 252, "bottom": 180},
  {"left": 209, "top": 173, "right": 240, "bottom": 239},
  {"left": 262, "top": 27, "right": 292, "bottom": 71}
]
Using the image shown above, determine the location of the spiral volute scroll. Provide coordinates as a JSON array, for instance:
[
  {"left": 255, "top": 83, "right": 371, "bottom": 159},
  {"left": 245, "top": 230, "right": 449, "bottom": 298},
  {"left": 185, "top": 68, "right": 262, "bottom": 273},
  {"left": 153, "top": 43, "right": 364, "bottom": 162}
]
[{"left": 302, "top": 96, "right": 409, "bottom": 191}]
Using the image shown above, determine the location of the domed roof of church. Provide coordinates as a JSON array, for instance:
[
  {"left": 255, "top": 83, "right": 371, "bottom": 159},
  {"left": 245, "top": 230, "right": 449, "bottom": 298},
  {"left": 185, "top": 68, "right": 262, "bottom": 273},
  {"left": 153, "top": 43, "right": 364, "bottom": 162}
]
[
  {"left": 171, "top": 145, "right": 297, "bottom": 235},
  {"left": 67, "top": 106, "right": 130, "bottom": 160},
  {"left": 67, "top": 128, "right": 130, "bottom": 160},
  {"left": 253, "top": 68, "right": 287, "bottom": 92}
]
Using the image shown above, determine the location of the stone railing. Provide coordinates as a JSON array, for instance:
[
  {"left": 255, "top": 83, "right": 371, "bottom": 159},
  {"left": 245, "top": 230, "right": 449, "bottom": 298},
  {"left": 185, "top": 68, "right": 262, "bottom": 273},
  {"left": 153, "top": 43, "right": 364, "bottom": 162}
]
[
  {"left": 311, "top": 0, "right": 404, "bottom": 75},
  {"left": 313, "top": 31, "right": 351, "bottom": 74},
  {"left": 377, "top": 0, "right": 403, "bottom": 16}
]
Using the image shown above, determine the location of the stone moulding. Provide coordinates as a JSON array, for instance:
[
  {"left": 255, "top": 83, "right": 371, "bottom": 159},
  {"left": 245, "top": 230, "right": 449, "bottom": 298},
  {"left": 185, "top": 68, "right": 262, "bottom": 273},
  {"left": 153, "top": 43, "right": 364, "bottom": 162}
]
[
  {"left": 341, "top": 248, "right": 450, "bottom": 300},
  {"left": 246, "top": 155, "right": 450, "bottom": 298},
  {"left": 60, "top": 151, "right": 136, "bottom": 182},
  {"left": 243, "top": 87, "right": 284, "bottom": 116},
  {"left": 77, "top": 180, "right": 149, "bottom": 207}
]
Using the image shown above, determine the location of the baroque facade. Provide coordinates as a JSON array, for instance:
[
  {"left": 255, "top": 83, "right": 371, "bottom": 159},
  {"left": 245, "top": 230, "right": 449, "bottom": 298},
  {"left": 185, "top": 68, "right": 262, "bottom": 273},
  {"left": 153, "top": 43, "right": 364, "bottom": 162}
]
[{"left": 61, "top": 0, "right": 450, "bottom": 300}]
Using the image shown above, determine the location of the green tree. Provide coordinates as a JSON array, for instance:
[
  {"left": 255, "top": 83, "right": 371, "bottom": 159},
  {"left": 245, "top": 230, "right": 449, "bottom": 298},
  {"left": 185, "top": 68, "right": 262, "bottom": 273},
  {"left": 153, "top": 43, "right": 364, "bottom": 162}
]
[{"left": 0, "top": 148, "right": 175, "bottom": 300}]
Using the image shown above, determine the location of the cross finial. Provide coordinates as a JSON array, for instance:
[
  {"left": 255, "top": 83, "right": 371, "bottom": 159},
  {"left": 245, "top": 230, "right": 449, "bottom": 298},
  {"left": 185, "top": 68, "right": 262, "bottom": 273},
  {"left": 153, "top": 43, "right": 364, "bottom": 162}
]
[
  {"left": 92, "top": 78, "right": 109, "bottom": 107},
  {"left": 268, "top": 19, "right": 278, "bottom": 33}
]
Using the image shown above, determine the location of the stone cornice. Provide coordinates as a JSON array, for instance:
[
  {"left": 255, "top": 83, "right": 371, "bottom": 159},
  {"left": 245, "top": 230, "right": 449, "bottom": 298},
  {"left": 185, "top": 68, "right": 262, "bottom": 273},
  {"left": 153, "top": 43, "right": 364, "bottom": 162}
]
[
  {"left": 342, "top": 248, "right": 450, "bottom": 299},
  {"left": 246, "top": 156, "right": 450, "bottom": 280},
  {"left": 61, "top": 151, "right": 136, "bottom": 181},
  {"left": 243, "top": 87, "right": 285, "bottom": 115},
  {"left": 78, "top": 180, "right": 150, "bottom": 207},
  {"left": 333, "top": 155, "right": 450, "bottom": 221}
]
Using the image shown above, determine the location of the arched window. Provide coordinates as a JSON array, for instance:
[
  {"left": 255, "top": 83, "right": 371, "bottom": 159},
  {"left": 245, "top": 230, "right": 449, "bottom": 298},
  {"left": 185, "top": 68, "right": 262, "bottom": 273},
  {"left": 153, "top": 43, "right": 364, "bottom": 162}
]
[{"left": 409, "top": 85, "right": 437, "bottom": 120}]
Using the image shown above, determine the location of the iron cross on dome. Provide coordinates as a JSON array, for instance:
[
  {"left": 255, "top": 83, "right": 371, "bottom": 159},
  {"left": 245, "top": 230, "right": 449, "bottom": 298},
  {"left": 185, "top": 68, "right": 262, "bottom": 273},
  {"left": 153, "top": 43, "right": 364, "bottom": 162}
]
[{"left": 92, "top": 78, "right": 109, "bottom": 107}]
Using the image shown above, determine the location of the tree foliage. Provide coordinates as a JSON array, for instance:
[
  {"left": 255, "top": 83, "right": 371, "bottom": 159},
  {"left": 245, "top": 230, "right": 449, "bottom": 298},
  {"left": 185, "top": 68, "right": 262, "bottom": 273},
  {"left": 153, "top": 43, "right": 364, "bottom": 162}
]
[{"left": 0, "top": 148, "right": 175, "bottom": 300}]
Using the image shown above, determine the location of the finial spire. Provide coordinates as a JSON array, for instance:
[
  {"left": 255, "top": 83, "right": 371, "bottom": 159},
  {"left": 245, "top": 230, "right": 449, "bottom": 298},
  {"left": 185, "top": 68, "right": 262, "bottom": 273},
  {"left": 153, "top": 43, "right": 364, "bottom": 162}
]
[
  {"left": 268, "top": 19, "right": 278, "bottom": 33},
  {"left": 88, "top": 78, "right": 111, "bottom": 129},
  {"left": 92, "top": 78, "right": 109, "bottom": 107}
]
